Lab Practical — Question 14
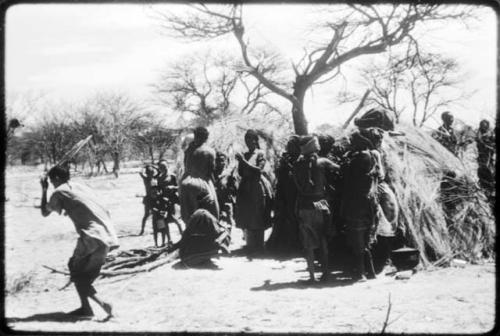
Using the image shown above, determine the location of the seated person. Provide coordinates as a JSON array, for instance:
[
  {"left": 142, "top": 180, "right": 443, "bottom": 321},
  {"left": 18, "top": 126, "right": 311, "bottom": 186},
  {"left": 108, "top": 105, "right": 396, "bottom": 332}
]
[{"left": 168, "top": 194, "right": 230, "bottom": 268}]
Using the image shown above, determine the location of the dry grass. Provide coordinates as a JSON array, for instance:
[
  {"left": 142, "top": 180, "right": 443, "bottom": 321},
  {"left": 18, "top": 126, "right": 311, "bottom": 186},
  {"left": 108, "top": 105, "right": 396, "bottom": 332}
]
[
  {"left": 6, "top": 271, "right": 35, "bottom": 295},
  {"left": 172, "top": 119, "right": 494, "bottom": 265},
  {"left": 381, "top": 124, "right": 494, "bottom": 265}
]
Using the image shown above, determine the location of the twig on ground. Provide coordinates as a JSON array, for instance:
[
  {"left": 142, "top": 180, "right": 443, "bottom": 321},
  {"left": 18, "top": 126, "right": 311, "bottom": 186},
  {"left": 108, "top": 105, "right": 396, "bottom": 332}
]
[
  {"left": 380, "top": 293, "right": 392, "bottom": 334},
  {"left": 42, "top": 265, "right": 70, "bottom": 276},
  {"left": 59, "top": 279, "right": 73, "bottom": 291},
  {"left": 99, "top": 252, "right": 178, "bottom": 277}
]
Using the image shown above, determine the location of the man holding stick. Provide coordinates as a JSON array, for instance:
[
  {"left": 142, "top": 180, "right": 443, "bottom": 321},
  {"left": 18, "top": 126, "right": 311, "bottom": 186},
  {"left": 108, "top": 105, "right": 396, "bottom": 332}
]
[{"left": 40, "top": 165, "right": 119, "bottom": 319}]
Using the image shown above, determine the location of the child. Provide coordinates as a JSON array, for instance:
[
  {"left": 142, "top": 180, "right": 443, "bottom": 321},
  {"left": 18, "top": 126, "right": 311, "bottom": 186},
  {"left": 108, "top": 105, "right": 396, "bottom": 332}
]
[
  {"left": 139, "top": 165, "right": 159, "bottom": 235},
  {"left": 151, "top": 186, "right": 183, "bottom": 247}
]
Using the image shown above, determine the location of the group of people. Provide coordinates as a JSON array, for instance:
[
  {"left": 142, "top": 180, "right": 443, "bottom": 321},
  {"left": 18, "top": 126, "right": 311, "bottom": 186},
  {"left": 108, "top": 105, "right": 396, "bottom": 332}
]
[
  {"left": 38, "top": 107, "right": 495, "bottom": 319},
  {"left": 432, "top": 111, "right": 496, "bottom": 207},
  {"left": 142, "top": 108, "right": 400, "bottom": 283},
  {"left": 139, "top": 160, "right": 182, "bottom": 247}
]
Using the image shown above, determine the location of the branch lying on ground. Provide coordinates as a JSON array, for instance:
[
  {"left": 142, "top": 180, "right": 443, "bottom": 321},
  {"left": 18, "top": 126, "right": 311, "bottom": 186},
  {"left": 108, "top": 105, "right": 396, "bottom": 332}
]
[
  {"left": 380, "top": 293, "right": 392, "bottom": 334},
  {"left": 42, "top": 247, "right": 179, "bottom": 279}
]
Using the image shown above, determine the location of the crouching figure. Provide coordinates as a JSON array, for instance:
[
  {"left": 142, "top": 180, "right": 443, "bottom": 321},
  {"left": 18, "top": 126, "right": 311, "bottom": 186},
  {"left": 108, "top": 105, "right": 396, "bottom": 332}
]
[{"left": 168, "top": 194, "right": 230, "bottom": 267}]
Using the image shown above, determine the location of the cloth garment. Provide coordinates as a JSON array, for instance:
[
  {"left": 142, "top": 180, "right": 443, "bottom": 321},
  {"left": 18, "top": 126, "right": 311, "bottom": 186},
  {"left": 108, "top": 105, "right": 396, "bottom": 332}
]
[
  {"left": 433, "top": 125, "right": 458, "bottom": 155},
  {"left": 293, "top": 156, "right": 339, "bottom": 208},
  {"left": 68, "top": 235, "right": 109, "bottom": 296},
  {"left": 297, "top": 208, "right": 329, "bottom": 250},
  {"left": 339, "top": 150, "right": 381, "bottom": 230},
  {"left": 345, "top": 226, "right": 370, "bottom": 278},
  {"left": 376, "top": 182, "right": 398, "bottom": 237},
  {"left": 354, "top": 108, "right": 395, "bottom": 131},
  {"left": 180, "top": 176, "right": 219, "bottom": 223},
  {"left": 235, "top": 149, "right": 273, "bottom": 231},
  {"left": 214, "top": 171, "right": 237, "bottom": 215},
  {"left": 266, "top": 152, "right": 302, "bottom": 252},
  {"left": 245, "top": 229, "right": 265, "bottom": 250},
  {"left": 179, "top": 209, "right": 230, "bottom": 266},
  {"left": 48, "top": 182, "right": 119, "bottom": 249},
  {"left": 180, "top": 142, "right": 219, "bottom": 222},
  {"left": 300, "top": 137, "right": 321, "bottom": 156}
]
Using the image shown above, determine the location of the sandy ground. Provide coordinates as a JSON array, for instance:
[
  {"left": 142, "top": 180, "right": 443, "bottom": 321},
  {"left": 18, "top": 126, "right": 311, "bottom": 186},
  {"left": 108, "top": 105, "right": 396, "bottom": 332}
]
[{"left": 3, "top": 166, "right": 496, "bottom": 333}]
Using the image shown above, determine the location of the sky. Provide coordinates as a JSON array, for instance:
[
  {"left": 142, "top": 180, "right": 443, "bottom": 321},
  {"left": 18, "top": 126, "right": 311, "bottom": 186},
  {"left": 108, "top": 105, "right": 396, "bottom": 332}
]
[{"left": 4, "top": 3, "right": 498, "bottom": 130}]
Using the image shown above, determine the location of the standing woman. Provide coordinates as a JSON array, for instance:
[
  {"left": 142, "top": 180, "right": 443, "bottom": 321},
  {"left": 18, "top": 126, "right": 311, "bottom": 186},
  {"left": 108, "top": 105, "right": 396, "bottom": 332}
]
[
  {"left": 235, "top": 129, "right": 274, "bottom": 253},
  {"left": 339, "top": 129, "right": 384, "bottom": 281}
]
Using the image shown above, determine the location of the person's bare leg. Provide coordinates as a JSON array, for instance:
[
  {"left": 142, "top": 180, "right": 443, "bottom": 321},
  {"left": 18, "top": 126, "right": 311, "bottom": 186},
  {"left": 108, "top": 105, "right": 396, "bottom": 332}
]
[
  {"left": 165, "top": 225, "right": 171, "bottom": 246},
  {"left": 153, "top": 228, "right": 159, "bottom": 247},
  {"left": 172, "top": 217, "right": 183, "bottom": 234},
  {"left": 139, "top": 205, "right": 149, "bottom": 235},
  {"left": 89, "top": 293, "right": 113, "bottom": 317},
  {"left": 305, "top": 248, "right": 316, "bottom": 282},
  {"left": 69, "top": 282, "right": 93, "bottom": 317},
  {"left": 320, "top": 238, "right": 329, "bottom": 281},
  {"left": 161, "top": 231, "right": 166, "bottom": 247}
]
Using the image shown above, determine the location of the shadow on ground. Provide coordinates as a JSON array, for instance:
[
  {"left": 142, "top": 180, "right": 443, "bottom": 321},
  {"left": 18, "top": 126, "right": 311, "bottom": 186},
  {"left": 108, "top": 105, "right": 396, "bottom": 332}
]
[
  {"left": 7, "top": 311, "right": 82, "bottom": 324},
  {"left": 251, "top": 272, "right": 358, "bottom": 291}
]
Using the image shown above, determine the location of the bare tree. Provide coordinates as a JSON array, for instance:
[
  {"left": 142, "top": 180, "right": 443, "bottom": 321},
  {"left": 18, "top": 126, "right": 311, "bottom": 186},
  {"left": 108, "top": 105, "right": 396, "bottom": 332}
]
[
  {"left": 361, "top": 56, "right": 407, "bottom": 123},
  {"left": 82, "top": 93, "right": 147, "bottom": 177},
  {"left": 406, "top": 52, "right": 465, "bottom": 127},
  {"left": 153, "top": 51, "right": 274, "bottom": 126},
  {"left": 25, "top": 113, "right": 75, "bottom": 167},
  {"left": 5, "top": 91, "right": 46, "bottom": 144},
  {"left": 158, "top": 4, "right": 473, "bottom": 134},
  {"left": 72, "top": 107, "right": 109, "bottom": 175},
  {"left": 134, "top": 123, "right": 181, "bottom": 163}
]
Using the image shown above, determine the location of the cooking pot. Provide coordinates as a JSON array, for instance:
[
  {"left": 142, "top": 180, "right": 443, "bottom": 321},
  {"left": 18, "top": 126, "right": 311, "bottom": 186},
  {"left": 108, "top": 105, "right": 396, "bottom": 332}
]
[{"left": 391, "top": 246, "right": 420, "bottom": 271}]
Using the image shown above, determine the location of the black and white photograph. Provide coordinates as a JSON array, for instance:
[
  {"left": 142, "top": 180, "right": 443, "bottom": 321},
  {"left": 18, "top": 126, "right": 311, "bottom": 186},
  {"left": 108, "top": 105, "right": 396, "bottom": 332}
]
[{"left": 3, "top": 2, "right": 496, "bottom": 333}]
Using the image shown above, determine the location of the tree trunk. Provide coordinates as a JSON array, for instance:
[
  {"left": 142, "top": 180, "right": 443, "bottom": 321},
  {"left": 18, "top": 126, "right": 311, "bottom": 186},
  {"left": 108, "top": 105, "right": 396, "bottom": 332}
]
[
  {"left": 101, "top": 159, "right": 109, "bottom": 173},
  {"left": 342, "top": 89, "right": 371, "bottom": 129},
  {"left": 292, "top": 83, "right": 309, "bottom": 135},
  {"left": 149, "top": 145, "right": 155, "bottom": 164},
  {"left": 112, "top": 152, "right": 120, "bottom": 178}
]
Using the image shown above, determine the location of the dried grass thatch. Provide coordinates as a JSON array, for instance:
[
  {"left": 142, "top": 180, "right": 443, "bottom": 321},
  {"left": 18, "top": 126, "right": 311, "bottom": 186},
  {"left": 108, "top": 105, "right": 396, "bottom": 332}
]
[
  {"left": 380, "top": 124, "right": 494, "bottom": 265},
  {"left": 173, "top": 113, "right": 292, "bottom": 183},
  {"left": 173, "top": 115, "right": 494, "bottom": 266}
]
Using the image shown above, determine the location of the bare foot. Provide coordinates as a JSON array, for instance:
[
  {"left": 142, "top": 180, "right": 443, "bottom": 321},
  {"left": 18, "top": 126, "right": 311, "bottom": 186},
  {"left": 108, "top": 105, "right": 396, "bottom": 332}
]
[
  {"left": 307, "top": 277, "right": 317, "bottom": 284},
  {"left": 357, "top": 275, "right": 368, "bottom": 283},
  {"left": 102, "top": 302, "right": 113, "bottom": 318},
  {"left": 67, "top": 307, "right": 94, "bottom": 320}
]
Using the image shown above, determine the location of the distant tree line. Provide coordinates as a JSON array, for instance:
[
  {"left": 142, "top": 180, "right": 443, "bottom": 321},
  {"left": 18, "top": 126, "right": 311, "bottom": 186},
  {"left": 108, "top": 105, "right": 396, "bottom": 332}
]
[{"left": 7, "top": 92, "right": 181, "bottom": 177}]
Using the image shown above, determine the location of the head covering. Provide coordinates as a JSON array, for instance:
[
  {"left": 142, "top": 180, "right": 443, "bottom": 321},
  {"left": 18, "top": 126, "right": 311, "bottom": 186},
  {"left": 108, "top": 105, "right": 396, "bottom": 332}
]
[
  {"left": 350, "top": 131, "right": 374, "bottom": 151},
  {"left": 286, "top": 135, "right": 301, "bottom": 155},
  {"left": 158, "top": 160, "right": 168, "bottom": 172},
  {"left": 441, "top": 111, "right": 453, "bottom": 122},
  {"left": 244, "top": 129, "right": 260, "bottom": 149},
  {"left": 193, "top": 126, "right": 209, "bottom": 144},
  {"left": 318, "top": 134, "right": 335, "bottom": 156},
  {"left": 300, "top": 136, "right": 320, "bottom": 155},
  {"left": 360, "top": 127, "right": 384, "bottom": 149},
  {"left": 354, "top": 108, "right": 394, "bottom": 131},
  {"left": 145, "top": 164, "right": 156, "bottom": 174},
  {"left": 479, "top": 119, "right": 490, "bottom": 129},
  {"left": 216, "top": 151, "right": 227, "bottom": 160}
]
